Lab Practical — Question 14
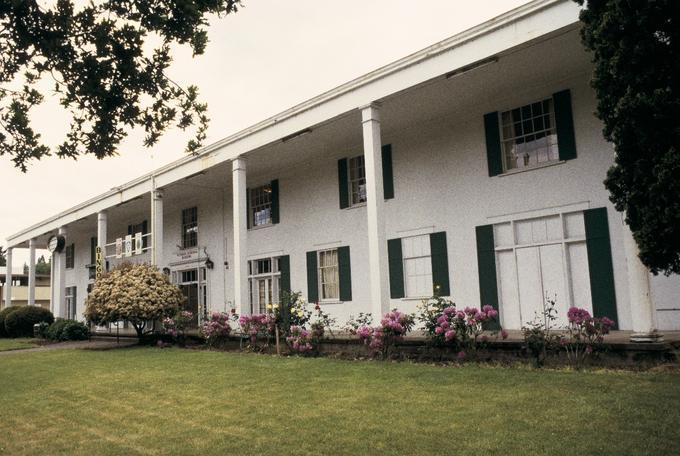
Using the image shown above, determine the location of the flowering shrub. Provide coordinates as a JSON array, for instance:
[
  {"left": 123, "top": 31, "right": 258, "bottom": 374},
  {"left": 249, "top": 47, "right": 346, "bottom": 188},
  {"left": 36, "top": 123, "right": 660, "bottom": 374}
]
[
  {"left": 561, "top": 307, "right": 615, "bottom": 369},
  {"left": 201, "top": 312, "right": 234, "bottom": 348},
  {"left": 522, "top": 295, "right": 562, "bottom": 367},
  {"left": 238, "top": 313, "right": 274, "bottom": 349},
  {"left": 84, "top": 262, "right": 184, "bottom": 338},
  {"left": 356, "top": 310, "right": 415, "bottom": 358},
  {"left": 162, "top": 310, "right": 193, "bottom": 345},
  {"left": 286, "top": 326, "right": 314, "bottom": 354},
  {"left": 417, "top": 296, "right": 505, "bottom": 359},
  {"left": 343, "top": 312, "right": 373, "bottom": 335}
]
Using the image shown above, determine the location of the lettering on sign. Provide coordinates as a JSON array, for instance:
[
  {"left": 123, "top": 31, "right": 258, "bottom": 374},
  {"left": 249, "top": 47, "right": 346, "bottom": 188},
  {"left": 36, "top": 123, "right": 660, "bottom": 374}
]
[
  {"left": 115, "top": 238, "right": 123, "bottom": 259},
  {"left": 95, "top": 246, "right": 103, "bottom": 279},
  {"left": 124, "top": 235, "right": 133, "bottom": 257}
]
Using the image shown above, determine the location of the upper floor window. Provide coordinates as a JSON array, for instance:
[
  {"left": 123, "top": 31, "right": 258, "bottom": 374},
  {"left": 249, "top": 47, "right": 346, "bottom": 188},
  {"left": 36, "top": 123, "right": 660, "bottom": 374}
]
[
  {"left": 181, "top": 207, "right": 198, "bottom": 248},
  {"left": 251, "top": 184, "right": 272, "bottom": 227},
  {"left": 501, "top": 98, "right": 558, "bottom": 171},
  {"left": 348, "top": 155, "right": 367, "bottom": 206},
  {"left": 65, "top": 243, "right": 75, "bottom": 269}
]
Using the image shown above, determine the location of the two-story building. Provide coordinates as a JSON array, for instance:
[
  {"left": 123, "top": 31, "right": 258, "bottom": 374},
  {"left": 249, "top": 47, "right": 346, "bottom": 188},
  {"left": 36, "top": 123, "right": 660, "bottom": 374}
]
[{"left": 4, "top": 0, "right": 678, "bottom": 340}]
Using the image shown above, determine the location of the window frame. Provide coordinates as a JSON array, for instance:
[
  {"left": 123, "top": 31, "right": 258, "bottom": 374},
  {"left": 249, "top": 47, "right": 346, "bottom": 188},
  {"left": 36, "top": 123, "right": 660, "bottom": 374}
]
[
  {"left": 181, "top": 207, "right": 198, "bottom": 249},
  {"left": 347, "top": 155, "right": 367, "bottom": 207},
  {"left": 248, "top": 256, "right": 281, "bottom": 314},
  {"left": 317, "top": 249, "right": 340, "bottom": 302},
  {"left": 499, "top": 96, "right": 559, "bottom": 173},
  {"left": 250, "top": 184, "right": 273, "bottom": 228},
  {"left": 401, "top": 234, "right": 433, "bottom": 299},
  {"left": 65, "top": 243, "right": 75, "bottom": 269}
]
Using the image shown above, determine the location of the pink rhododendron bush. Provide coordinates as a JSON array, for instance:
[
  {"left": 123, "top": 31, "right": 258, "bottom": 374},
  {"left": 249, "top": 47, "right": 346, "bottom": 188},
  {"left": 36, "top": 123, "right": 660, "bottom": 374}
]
[
  {"left": 356, "top": 310, "right": 416, "bottom": 358},
  {"left": 417, "top": 295, "right": 507, "bottom": 359},
  {"left": 561, "top": 306, "right": 615, "bottom": 369},
  {"left": 84, "top": 262, "right": 185, "bottom": 339},
  {"left": 201, "top": 312, "right": 236, "bottom": 348}
]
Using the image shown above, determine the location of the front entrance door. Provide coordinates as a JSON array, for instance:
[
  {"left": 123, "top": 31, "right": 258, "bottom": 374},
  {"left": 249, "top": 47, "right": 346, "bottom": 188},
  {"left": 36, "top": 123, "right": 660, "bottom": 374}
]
[{"left": 174, "top": 268, "right": 207, "bottom": 327}]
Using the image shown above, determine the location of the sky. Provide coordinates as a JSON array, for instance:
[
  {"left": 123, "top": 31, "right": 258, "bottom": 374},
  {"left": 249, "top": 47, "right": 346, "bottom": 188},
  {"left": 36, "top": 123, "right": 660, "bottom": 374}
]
[{"left": 0, "top": 0, "right": 531, "bottom": 266}]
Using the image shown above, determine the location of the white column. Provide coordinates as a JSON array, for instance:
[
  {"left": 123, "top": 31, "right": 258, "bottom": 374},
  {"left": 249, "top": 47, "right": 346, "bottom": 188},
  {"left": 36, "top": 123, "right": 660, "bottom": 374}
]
[
  {"left": 55, "top": 226, "right": 67, "bottom": 318},
  {"left": 623, "top": 220, "right": 663, "bottom": 342},
  {"left": 361, "top": 103, "right": 390, "bottom": 318},
  {"left": 232, "top": 157, "right": 249, "bottom": 315},
  {"left": 151, "top": 190, "right": 164, "bottom": 266},
  {"left": 28, "top": 239, "right": 36, "bottom": 306},
  {"left": 4, "top": 247, "right": 12, "bottom": 307},
  {"left": 97, "top": 211, "right": 108, "bottom": 277}
]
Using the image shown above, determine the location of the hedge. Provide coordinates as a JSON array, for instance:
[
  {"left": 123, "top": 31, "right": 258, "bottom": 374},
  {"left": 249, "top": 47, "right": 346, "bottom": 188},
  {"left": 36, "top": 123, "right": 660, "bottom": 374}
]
[
  {"left": 46, "top": 319, "right": 89, "bottom": 341},
  {"left": 4, "top": 306, "right": 55, "bottom": 338},
  {"left": 0, "top": 306, "right": 20, "bottom": 338}
]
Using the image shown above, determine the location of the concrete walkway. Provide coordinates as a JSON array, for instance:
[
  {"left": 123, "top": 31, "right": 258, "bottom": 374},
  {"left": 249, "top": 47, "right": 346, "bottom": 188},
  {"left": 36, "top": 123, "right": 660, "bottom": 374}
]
[{"left": 0, "top": 338, "right": 138, "bottom": 356}]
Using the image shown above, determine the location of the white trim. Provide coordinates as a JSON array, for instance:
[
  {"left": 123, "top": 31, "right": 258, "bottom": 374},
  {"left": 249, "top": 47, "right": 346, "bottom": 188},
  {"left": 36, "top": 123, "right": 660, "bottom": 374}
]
[{"left": 485, "top": 201, "right": 591, "bottom": 225}]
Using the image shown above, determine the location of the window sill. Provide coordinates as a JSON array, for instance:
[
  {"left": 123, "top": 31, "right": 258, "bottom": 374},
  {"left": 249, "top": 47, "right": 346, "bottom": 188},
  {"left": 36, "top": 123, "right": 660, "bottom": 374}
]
[
  {"left": 400, "top": 296, "right": 429, "bottom": 302},
  {"left": 248, "top": 223, "right": 275, "bottom": 232},
  {"left": 497, "top": 160, "right": 566, "bottom": 177},
  {"left": 318, "top": 300, "right": 344, "bottom": 306},
  {"left": 344, "top": 202, "right": 366, "bottom": 210}
]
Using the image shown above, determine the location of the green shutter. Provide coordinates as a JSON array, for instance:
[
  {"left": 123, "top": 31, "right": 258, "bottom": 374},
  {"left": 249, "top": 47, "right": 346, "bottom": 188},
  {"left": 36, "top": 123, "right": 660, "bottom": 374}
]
[
  {"left": 270, "top": 179, "right": 280, "bottom": 224},
  {"left": 246, "top": 188, "right": 251, "bottom": 229},
  {"left": 429, "top": 232, "right": 451, "bottom": 296},
  {"left": 338, "top": 246, "right": 352, "bottom": 301},
  {"left": 279, "top": 255, "right": 290, "bottom": 297},
  {"left": 382, "top": 144, "right": 394, "bottom": 200},
  {"left": 553, "top": 89, "right": 577, "bottom": 161},
  {"left": 476, "top": 225, "right": 500, "bottom": 329},
  {"left": 388, "top": 238, "right": 404, "bottom": 298},
  {"left": 484, "top": 112, "right": 503, "bottom": 177},
  {"left": 306, "top": 251, "right": 318, "bottom": 303},
  {"left": 90, "top": 237, "right": 97, "bottom": 264},
  {"left": 127, "top": 224, "right": 132, "bottom": 236},
  {"left": 584, "top": 208, "right": 618, "bottom": 327},
  {"left": 338, "top": 158, "right": 349, "bottom": 209}
]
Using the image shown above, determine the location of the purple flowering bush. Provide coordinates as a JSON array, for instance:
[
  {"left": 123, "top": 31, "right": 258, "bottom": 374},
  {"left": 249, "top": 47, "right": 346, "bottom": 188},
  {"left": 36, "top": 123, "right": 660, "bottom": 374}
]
[
  {"left": 238, "top": 313, "right": 274, "bottom": 350},
  {"left": 356, "top": 310, "right": 415, "bottom": 358},
  {"left": 286, "top": 326, "right": 314, "bottom": 355},
  {"left": 418, "top": 296, "right": 506, "bottom": 359},
  {"left": 201, "top": 312, "right": 234, "bottom": 348},
  {"left": 162, "top": 310, "right": 193, "bottom": 345},
  {"left": 561, "top": 307, "right": 615, "bottom": 369}
]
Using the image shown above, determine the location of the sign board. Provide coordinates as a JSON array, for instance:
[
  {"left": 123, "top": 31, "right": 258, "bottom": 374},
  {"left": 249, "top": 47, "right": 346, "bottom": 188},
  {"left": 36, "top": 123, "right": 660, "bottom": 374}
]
[
  {"left": 47, "top": 235, "right": 66, "bottom": 253},
  {"left": 95, "top": 246, "right": 103, "bottom": 279},
  {"left": 115, "top": 238, "right": 123, "bottom": 258},
  {"left": 134, "top": 232, "right": 143, "bottom": 255},
  {"left": 124, "top": 235, "right": 133, "bottom": 257}
]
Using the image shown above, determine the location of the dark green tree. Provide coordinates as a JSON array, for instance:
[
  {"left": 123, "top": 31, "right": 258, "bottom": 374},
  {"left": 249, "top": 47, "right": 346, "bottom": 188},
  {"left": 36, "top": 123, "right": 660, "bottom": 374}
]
[
  {"left": 35, "top": 255, "right": 50, "bottom": 275},
  {"left": 1, "top": 0, "right": 241, "bottom": 171},
  {"left": 575, "top": 0, "right": 680, "bottom": 275}
]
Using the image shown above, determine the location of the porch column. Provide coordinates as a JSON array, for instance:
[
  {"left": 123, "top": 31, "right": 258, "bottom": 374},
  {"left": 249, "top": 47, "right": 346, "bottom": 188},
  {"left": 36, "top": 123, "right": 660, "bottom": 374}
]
[
  {"left": 97, "top": 211, "right": 108, "bottom": 273},
  {"left": 55, "top": 226, "right": 67, "bottom": 318},
  {"left": 361, "top": 103, "right": 390, "bottom": 318},
  {"left": 3, "top": 247, "right": 12, "bottom": 307},
  {"left": 28, "top": 239, "right": 36, "bottom": 306},
  {"left": 151, "top": 190, "right": 163, "bottom": 266},
  {"left": 623, "top": 220, "right": 663, "bottom": 342},
  {"left": 232, "top": 157, "right": 249, "bottom": 315}
]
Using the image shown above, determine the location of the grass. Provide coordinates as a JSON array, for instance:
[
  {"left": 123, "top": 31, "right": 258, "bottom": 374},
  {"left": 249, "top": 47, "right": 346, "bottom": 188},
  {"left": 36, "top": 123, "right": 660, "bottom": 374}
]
[
  {"left": 0, "top": 348, "right": 679, "bottom": 455},
  {"left": 0, "top": 338, "right": 38, "bottom": 352}
]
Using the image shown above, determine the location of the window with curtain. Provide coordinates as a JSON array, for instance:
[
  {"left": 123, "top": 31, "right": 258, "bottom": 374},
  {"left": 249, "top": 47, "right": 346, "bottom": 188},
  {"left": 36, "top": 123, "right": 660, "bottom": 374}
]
[
  {"left": 348, "top": 156, "right": 367, "bottom": 206},
  {"left": 318, "top": 249, "right": 339, "bottom": 301}
]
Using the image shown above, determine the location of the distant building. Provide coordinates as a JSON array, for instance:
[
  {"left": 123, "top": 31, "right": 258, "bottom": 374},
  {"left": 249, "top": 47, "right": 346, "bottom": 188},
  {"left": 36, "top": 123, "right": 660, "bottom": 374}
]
[{"left": 0, "top": 267, "right": 51, "bottom": 309}]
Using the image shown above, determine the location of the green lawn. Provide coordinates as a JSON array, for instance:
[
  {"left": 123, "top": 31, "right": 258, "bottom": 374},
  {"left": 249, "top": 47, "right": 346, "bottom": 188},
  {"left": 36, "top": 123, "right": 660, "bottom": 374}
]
[
  {"left": 0, "top": 338, "right": 37, "bottom": 352},
  {"left": 0, "top": 348, "right": 678, "bottom": 455}
]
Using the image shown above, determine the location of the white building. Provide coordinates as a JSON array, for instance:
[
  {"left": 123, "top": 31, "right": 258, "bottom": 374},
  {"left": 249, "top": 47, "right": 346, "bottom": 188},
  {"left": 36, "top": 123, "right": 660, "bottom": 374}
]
[{"left": 4, "top": 0, "right": 679, "bottom": 340}]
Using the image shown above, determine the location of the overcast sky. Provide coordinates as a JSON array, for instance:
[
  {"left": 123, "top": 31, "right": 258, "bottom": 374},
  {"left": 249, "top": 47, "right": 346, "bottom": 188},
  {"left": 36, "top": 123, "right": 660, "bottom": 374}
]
[{"left": 1, "top": 0, "right": 530, "bottom": 265}]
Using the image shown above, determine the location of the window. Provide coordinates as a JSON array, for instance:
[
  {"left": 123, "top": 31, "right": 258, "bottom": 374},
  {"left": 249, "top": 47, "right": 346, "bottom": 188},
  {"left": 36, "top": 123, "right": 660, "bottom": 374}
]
[
  {"left": 250, "top": 184, "right": 272, "bottom": 227},
  {"left": 500, "top": 98, "right": 558, "bottom": 171},
  {"left": 348, "top": 155, "right": 367, "bottom": 206},
  {"left": 65, "top": 286, "right": 77, "bottom": 320},
  {"left": 402, "top": 235, "right": 433, "bottom": 297},
  {"left": 65, "top": 243, "right": 74, "bottom": 269},
  {"left": 248, "top": 257, "right": 281, "bottom": 314},
  {"left": 318, "top": 249, "right": 339, "bottom": 300},
  {"left": 128, "top": 221, "right": 148, "bottom": 248},
  {"left": 493, "top": 212, "right": 593, "bottom": 329},
  {"left": 181, "top": 207, "right": 198, "bottom": 248}
]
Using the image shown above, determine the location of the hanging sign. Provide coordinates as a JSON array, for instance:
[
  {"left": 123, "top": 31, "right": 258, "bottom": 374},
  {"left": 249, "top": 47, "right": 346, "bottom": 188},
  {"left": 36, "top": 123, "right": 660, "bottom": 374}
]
[
  {"left": 115, "top": 238, "right": 123, "bottom": 258},
  {"left": 95, "top": 246, "right": 103, "bottom": 279},
  {"left": 124, "top": 235, "right": 133, "bottom": 257},
  {"left": 134, "top": 232, "right": 143, "bottom": 255},
  {"left": 47, "top": 235, "right": 66, "bottom": 253}
]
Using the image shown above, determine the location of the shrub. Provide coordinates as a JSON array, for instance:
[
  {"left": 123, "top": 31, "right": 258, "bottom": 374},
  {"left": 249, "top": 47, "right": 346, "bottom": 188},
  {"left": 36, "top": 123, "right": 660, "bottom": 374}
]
[
  {"left": 561, "top": 307, "right": 615, "bottom": 369},
  {"left": 286, "top": 326, "right": 314, "bottom": 354},
  {"left": 356, "top": 310, "right": 415, "bottom": 358},
  {"left": 201, "top": 312, "right": 234, "bottom": 348},
  {"left": 84, "top": 262, "right": 184, "bottom": 338},
  {"left": 238, "top": 314, "right": 273, "bottom": 350},
  {"left": 46, "top": 319, "right": 89, "bottom": 341},
  {"left": 522, "top": 296, "right": 561, "bottom": 367},
  {"left": 4, "top": 306, "right": 54, "bottom": 337},
  {"left": 162, "top": 310, "right": 194, "bottom": 345},
  {"left": 0, "top": 306, "right": 20, "bottom": 337},
  {"left": 417, "top": 296, "right": 505, "bottom": 359}
]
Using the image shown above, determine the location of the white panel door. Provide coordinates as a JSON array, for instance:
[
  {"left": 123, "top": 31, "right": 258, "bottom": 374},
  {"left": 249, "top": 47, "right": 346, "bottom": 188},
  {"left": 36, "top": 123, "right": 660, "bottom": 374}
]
[
  {"left": 516, "top": 247, "right": 543, "bottom": 326},
  {"left": 567, "top": 243, "right": 593, "bottom": 314},
  {"left": 497, "top": 250, "right": 521, "bottom": 329},
  {"left": 539, "top": 244, "right": 568, "bottom": 327}
]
